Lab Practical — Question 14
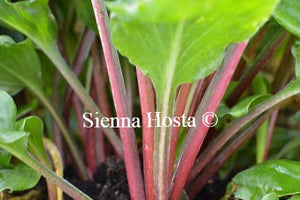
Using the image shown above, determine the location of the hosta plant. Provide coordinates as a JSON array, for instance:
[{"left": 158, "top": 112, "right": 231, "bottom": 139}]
[{"left": 0, "top": 0, "right": 299, "bottom": 200}]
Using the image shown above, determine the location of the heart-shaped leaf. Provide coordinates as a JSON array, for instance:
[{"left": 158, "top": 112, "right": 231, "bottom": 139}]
[
  {"left": 0, "top": 36, "right": 42, "bottom": 95},
  {"left": 226, "top": 160, "right": 300, "bottom": 200},
  {"left": 0, "top": 0, "right": 57, "bottom": 49},
  {"left": 109, "top": 0, "right": 280, "bottom": 100},
  {"left": 273, "top": 0, "right": 300, "bottom": 37}
]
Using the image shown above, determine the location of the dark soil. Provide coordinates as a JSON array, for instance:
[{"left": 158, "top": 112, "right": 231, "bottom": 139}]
[
  {"left": 194, "top": 176, "right": 231, "bottom": 200},
  {"left": 64, "top": 156, "right": 130, "bottom": 200}
]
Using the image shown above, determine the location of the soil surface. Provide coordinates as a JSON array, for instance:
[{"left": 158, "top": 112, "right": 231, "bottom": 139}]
[
  {"left": 65, "top": 156, "right": 130, "bottom": 200},
  {"left": 194, "top": 176, "right": 231, "bottom": 200}
]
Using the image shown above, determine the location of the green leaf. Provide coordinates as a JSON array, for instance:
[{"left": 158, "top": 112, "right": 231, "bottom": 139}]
[
  {"left": 0, "top": 91, "right": 40, "bottom": 192},
  {"left": 0, "top": 35, "right": 95, "bottom": 179},
  {"left": 0, "top": 36, "right": 42, "bottom": 95},
  {"left": 273, "top": 0, "right": 300, "bottom": 37},
  {"left": 0, "top": 92, "right": 49, "bottom": 167},
  {"left": 216, "top": 94, "right": 270, "bottom": 129},
  {"left": 0, "top": 89, "right": 16, "bottom": 129},
  {"left": 17, "top": 116, "right": 50, "bottom": 168},
  {"left": 252, "top": 72, "right": 271, "bottom": 95},
  {"left": 228, "top": 94, "right": 270, "bottom": 118},
  {"left": 108, "top": 0, "right": 206, "bottom": 23},
  {"left": 0, "top": 162, "right": 40, "bottom": 192},
  {"left": 276, "top": 138, "right": 300, "bottom": 159},
  {"left": 292, "top": 41, "right": 300, "bottom": 78},
  {"left": 39, "top": 52, "right": 56, "bottom": 92},
  {"left": 0, "top": 149, "right": 11, "bottom": 166},
  {"left": 269, "top": 127, "right": 300, "bottom": 160},
  {"left": 290, "top": 195, "right": 300, "bottom": 200},
  {"left": 0, "top": 130, "right": 28, "bottom": 144},
  {"left": 262, "top": 193, "right": 279, "bottom": 200},
  {"left": 74, "top": 0, "right": 97, "bottom": 32},
  {"left": 0, "top": 91, "right": 92, "bottom": 199},
  {"left": 228, "top": 160, "right": 300, "bottom": 200},
  {"left": 0, "top": 0, "right": 57, "bottom": 49},
  {"left": 110, "top": 0, "right": 280, "bottom": 100}
]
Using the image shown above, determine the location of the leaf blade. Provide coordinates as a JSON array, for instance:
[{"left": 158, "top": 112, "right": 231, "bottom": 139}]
[
  {"left": 110, "top": 0, "right": 280, "bottom": 99},
  {"left": 228, "top": 160, "right": 300, "bottom": 200},
  {"left": 273, "top": 0, "right": 300, "bottom": 37},
  {"left": 17, "top": 116, "right": 51, "bottom": 168},
  {"left": 0, "top": 90, "right": 16, "bottom": 130},
  {"left": 0, "top": 162, "right": 40, "bottom": 192},
  {"left": 0, "top": 36, "right": 42, "bottom": 95},
  {"left": 0, "top": 0, "right": 57, "bottom": 48}
]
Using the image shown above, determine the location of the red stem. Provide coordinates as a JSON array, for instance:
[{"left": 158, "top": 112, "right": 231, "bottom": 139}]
[
  {"left": 91, "top": 43, "right": 114, "bottom": 118},
  {"left": 73, "top": 96, "right": 86, "bottom": 144},
  {"left": 187, "top": 111, "right": 272, "bottom": 198},
  {"left": 263, "top": 36, "right": 294, "bottom": 161},
  {"left": 85, "top": 127, "right": 97, "bottom": 175},
  {"left": 137, "top": 68, "right": 156, "bottom": 200},
  {"left": 169, "top": 43, "right": 247, "bottom": 200},
  {"left": 188, "top": 77, "right": 295, "bottom": 188},
  {"left": 86, "top": 126, "right": 97, "bottom": 175},
  {"left": 86, "top": 82, "right": 97, "bottom": 175},
  {"left": 95, "top": 128, "right": 106, "bottom": 164},
  {"left": 91, "top": 1, "right": 146, "bottom": 199},
  {"left": 188, "top": 73, "right": 215, "bottom": 117},
  {"left": 263, "top": 109, "right": 279, "bottom": 161},
  {"left": 64, "top": 29, "right": 95, "bottom": 118},
  {"left": 124, "top": 60, "right": 135, "bottom": 115},
  {"left": 72, "top": 95, "right": 92, "bottom": 180},
  {"left": 73, "top": 29, "right": 96, "bottom": 76},
  {"left": 168, "top": 83, "right": 191, "bottom": 184},
  {"left": 227, "top": 31, "right": 287, "bottom": 106},
  {"left": 91, "top": 45, "right": 111, "bottom": 162},
  {"left": 188, "top": 80, "right": 203, "bottom": 116},
  {"left": 233, "top": 27, "right": 268, "bottom": 80}
]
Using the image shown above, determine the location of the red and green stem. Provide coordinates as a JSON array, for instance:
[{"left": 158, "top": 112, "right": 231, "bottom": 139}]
[
  {"left": 91, "top": 0, "right": 146, "bottom": 199},
  {"left": 137, "top": 68, "right": 156, "bottom": 200},
  {"left": 169, "top": 42, "right": 248, "bottom": 200}
]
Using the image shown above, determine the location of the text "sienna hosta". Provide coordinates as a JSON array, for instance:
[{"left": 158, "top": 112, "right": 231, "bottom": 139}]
[{"left": 82, "top": 112, "right": 197, "bottom": 128}]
